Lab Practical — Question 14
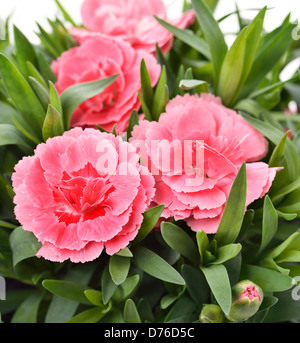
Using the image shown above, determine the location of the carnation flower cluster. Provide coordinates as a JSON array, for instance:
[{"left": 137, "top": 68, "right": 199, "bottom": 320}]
[{"left": 11, "top": 0, "right": 280, "bottom": 263}]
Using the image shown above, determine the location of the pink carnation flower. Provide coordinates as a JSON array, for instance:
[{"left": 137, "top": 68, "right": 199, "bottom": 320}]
[
  {"left": 70, "top": 0, "right": 195, "bottom": 54},
  {"left": 130, "top": 93, "right": 280, "bottom": 234},
  {"left": 12, "top": 128, "right": 155, "bottom": 263},
  {"left": 52, "top": 35, "right": 161, "bottom": 132}
]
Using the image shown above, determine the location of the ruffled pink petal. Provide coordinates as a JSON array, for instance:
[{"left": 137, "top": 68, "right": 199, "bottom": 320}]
[
  {"left": 37, "top": 241, "right": 104, "bottom": 263},
  {"left": 186, "top": 216, "right": 222, "bottom": 234}
]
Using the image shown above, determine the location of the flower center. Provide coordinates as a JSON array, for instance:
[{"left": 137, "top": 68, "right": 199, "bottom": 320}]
[{"left": 53, "top": 164, "right": 115, "bottom": 225}]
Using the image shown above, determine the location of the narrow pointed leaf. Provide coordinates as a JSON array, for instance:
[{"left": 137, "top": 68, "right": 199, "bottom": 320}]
[
  {"left": 258, "top": 196, "right": 278, "bottom": 254},
  {"left": 132, "top": 246, "right": 185, "bottom": 285},
  {"left": 191, "top": 0, "right": 227, "bottom": 86},
  {"left": 200, "top": 264, "right": 232, "bottom": 315},
  {"left": 161, "top": 222, "right": 199, "bottom": 263},
  {"left": 214, "top": 163, "right": 247, "bottom": 246},
  {"left": 60, "top": 75, "right": 118, "bottom": 129},
  {"left": 132, "top": 205, "right": 164, "bottom": 245},
  {"left": 42, "top": 104, "right": 64, "bottom": 141},
  {"left": 0, "top": 53, "right": 45, "bottom": 135},
  {"left": 154, "top": 16, "right": 211, "bottom": 59}
]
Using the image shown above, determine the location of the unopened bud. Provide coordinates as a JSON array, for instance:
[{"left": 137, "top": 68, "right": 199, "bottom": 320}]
[
  {"left": 227, "top": 280, "right": 263, "bottom": 322},
  {"left": 199, "top": 304, "right": 225, "bottom": 323}
]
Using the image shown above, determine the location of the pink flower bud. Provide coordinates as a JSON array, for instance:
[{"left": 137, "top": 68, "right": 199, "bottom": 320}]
[{"left": 226, "top": 280, "right": 264, "bottom": 322}]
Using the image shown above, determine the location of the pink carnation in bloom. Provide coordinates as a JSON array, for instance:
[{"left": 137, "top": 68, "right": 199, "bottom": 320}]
[
  {"left": 12, "top": 128, "right": 155, "bottom": 263},
  {"left": 70, "top": 0, "right": 195, "bottom": 54},
  {"left": 130, "top": 93, "right": 280, "bottom": 234},
  {"left": 52, "top": 35, "right": 161, "bottom": 132}
]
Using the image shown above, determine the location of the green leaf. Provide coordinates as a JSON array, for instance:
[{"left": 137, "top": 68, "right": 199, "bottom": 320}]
[
  {"left": 0, "top": 53, "right": 45, "bottom": 138},
  {"left": 240, "top": 264, "right": 293, "bottom": 292},
  {"left": 124, "top": 299, "right": 142, "bottom": 323},
  {"left": 239, "top": 22, "right": 294, "bottom": 100},
  {"left": 161, "top": 222, "right": 199, "bottom": 263},
  {"left": 44, "top": 263, "right": 96, "bottom": 323},
  {"left": 84, "top": 290, "right": 104, "bottom": 307},
  {"left": 9, "top": 227, "right": 42, "bottom": 267},
  {"left": 67, "top": 307, "right": 107, "bottom": 323},
  {"left": 36, "top": 52, "right": 57, "bottom": 84},
  {"left": 266, "top": 232, "right": 300, "bottom": 260},
  {"left": 117, "top": 275, "right": 140, "bottom": 301},
  {"left": 258, "top": 196, "right": 278, "bottom": 254},
  {"left": 54, "top": 0, "right": 78, "bottom": 27},
  {"left": 154, "top": 16, "right": 211, "bottom": 60},
  {"left": 268, "top": 131, "right": 289, "bottom": 168},
  {"left": 13, "top": 25, "right": 37, "bottom": 77},
  {"left": 29, "top": 77, "right": 50, "bottom": 109},
  {"left": 0, "top": 124, "right": 31, "bottom": 148},
  {"left": 191, "top": 0, "right": 227, "bottom": 86},
  {"left": 42, "top": 104, "right": 64, "bottom": 141},
  {"left": 276, "top": 250, "right": 300, "bottom": 264},
  {"left": 196, "top": 230, "right": 209, "bottom": 264},
  {"left": 214, "top": 163, "right": 247, "bottom": 246},
  {"left": 10, "top": 291, "right": 44, "bottom": 323},
  {"left": 132, "top": 246, "right": 185, "bottom": 285},
  {"left": 181, "top": 264, "right": 210, "bottom": 307},
  {"left": 240, "top": 113, "right": 299, "bottom": 183},
  {"left": 126, "top": 109, "right": 139, "bottom": 140},
  {"left": 179, "top": 79, "right": 209, "bottom": 94},
  {"left": 210, "top": 243, "right": 242, "bottom": 265},
  {"left": 152, "top": 66, "right": 169, "bottom": 121},
  {"left": 132, "top": 205, "right": 165, "bottom": 245},
  {"left": 109, "top": 255, "right": 131, "bottom": 286},
  {"left": 140, "top": 58, "right": 154, "bottom": 111},
  {"left": 42, "top": 280, "right": 92, "bottom": 305},
  {"left": 200, "top": 264, "right": 232, "bottom": 315},
  {"left": 101, "top": 265, "right": 118, "bottom": 305},
  {"left": 60, "top": 75, "right": 118, "bottom": 129}
]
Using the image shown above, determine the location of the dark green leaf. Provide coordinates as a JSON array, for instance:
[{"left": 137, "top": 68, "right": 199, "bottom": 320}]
[
  {"left": 109, "top": 255, "right": 131, "bottom": 286},
  {"left": 132, "top": 246, "right": 185, "bottom": 285},
  {"left": 200, "top": 264, "right": 232, "bottom": 315},
  {"left": 10, "top": 291, "right": 44, "bottom": 323},
  {"left": 240, "top": 264, "right": 293, "bottom": 292},
  {"left": 210, "top": 243, "right": 242, "bottom": 265},
  {"left": 67, "top": 307, "right": 106, "bottom": 323},
  {"left": 259, "top": 196, "right": 278, "bottom": 254},
  {"left": 214, "top": 163, "right": 247, "bottom": 246},
  {"left": 161, "top": 222, "right": 199, "bottom": 263},
  {"left": 9, "top": 227, "right": 42, "bottom": 267},
  {"left": 181, "top": 264, "right": 210, "bottom": 307},
  {"left": 42, "top": 279, "right": 92, "bottom": 305},
  {"left": 101, "top": 265, "right": 118, "bottom": 305},
  {"left": 132, "top": 205, "right": 164, "bottom": 245},
  {"left": 126, "top": 109, "right": 139, "bottom": 140}
]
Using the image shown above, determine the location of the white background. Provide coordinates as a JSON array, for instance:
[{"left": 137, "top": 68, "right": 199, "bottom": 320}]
[
  {"left": 1, "top": 0, "right": 300, "bottom": 78},
  {"left": 1, "top": 0, "right": 300, "bottom": 42}
]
